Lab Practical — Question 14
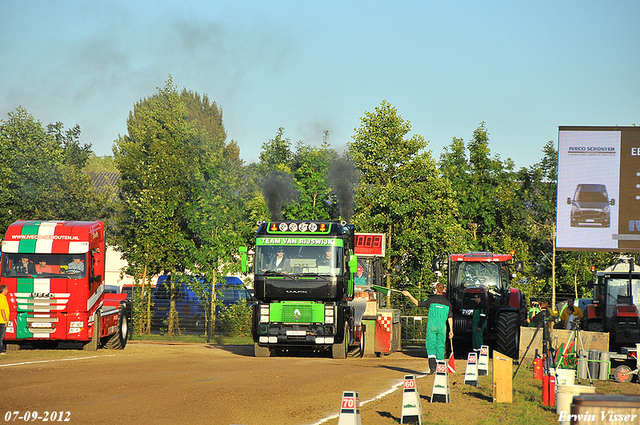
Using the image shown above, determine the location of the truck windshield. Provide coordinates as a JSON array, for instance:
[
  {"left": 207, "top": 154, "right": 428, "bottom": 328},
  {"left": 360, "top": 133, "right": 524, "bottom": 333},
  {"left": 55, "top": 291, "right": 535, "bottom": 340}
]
[
  {"left": 605, "top": 278, "right": 640, "bottom": 318},
  {"left": 256, "top": 245, "right": 343, "bottom": 277},
  {"left": 0, "top": 253, "right": 87, "bottom": 278},
  {"left": 455, "top": 262, "right": 501, "bottom": 288}
]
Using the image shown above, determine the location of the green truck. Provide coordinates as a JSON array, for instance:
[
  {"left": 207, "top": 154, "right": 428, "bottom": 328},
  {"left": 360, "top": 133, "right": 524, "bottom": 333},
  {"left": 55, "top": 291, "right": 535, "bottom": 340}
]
[{"left": 241, "top": 220, "right": 362, "bottom": 358}]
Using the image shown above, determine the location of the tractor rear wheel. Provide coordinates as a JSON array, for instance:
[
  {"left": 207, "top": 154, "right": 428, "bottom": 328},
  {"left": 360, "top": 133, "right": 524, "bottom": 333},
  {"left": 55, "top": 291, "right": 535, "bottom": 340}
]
[
  {"left": 496, "top": 312, "right": 520, "bottom": 359},
  {"left": 587, "top": 321, "right": 604, "bottom": 332}
]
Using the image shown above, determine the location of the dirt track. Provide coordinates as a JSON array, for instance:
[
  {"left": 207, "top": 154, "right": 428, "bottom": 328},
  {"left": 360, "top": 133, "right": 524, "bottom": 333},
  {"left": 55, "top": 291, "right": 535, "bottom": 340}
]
[{"left": 2, "top": 342, "right": 639, "bottom": 424}]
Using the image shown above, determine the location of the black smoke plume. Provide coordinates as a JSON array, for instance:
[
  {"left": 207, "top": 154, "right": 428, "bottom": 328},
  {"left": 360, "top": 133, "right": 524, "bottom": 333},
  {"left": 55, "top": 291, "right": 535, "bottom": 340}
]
[
  {"left": 330, "top": 156, "right": 359, "bottom": 221},
  {"left": 262, "top": 171, "right": 299, "bottom": 221}
]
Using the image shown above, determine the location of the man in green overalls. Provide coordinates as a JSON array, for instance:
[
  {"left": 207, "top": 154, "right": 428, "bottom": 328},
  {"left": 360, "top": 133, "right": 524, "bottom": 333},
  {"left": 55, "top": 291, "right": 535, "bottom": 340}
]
[
  {"left": 472, "top": 293, "right": 487, "bottom": 351},
  {"left": 403, "top": 283, "right": 454, "bottom": 373},
  {"left": 526, "top": 297, "right": 541, "bottom": 328}
]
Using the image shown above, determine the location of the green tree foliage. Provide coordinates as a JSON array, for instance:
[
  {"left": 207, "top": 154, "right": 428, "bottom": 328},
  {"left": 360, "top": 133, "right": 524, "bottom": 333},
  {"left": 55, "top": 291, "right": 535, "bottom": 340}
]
[
  {"left": 85, "top": 153, "right": 117, "bottom": 172},
  {"left": 113, "top": 77, "right": 198, "bottom": 336},
  {"left": 114, "top": 78, "right": 247, "bottom": 337},
  {"left": 0, "top": 107, "right": 107, "bottom": 232},
  {"left": 515, "top": 140, "right": 559, "bottom": 297},
  {"left": 440, "top": 122, "right": 520, "bottom": 251},
  {"left": 256, "top": 128, "right": 340, "bottom": 221},
  {"left": 181, "top": 106, "right": 247, "bottom": 336},
  {"left": 349, "top": 101, "right": 465, "bottom": 301}
]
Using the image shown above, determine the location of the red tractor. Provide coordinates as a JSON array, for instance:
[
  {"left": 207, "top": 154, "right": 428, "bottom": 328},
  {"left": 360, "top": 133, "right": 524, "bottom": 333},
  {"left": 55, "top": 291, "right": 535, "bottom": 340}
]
[
  {"left": 584, "top": 257, "right": 640, "bottom": 351},
  {"left": 443, "top": 252, "right": 525, "bottom": 359}
]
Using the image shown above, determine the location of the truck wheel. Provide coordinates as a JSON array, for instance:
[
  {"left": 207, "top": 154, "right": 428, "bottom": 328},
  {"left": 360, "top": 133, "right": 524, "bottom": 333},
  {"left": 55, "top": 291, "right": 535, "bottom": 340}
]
[
  {"left": 104, "top": 306, "right": 128, "bottom": 350},
  {"left": 254, "top": 342, "right": 271, "bottom": 358},
  {"left": 614, "top": 365, "right": 633, "bottom": 383},
  {"left": 83, "top": 311, "right": 101, "bottom": 351},
  {"left": 332, "top": 324, "right": 349, "bottom": 359},
  {"left": 587, "top": 321, "right": 603, "bottom": 332},
  {"left": 496, "top": 312, "right": 519, "bottom": 359}
]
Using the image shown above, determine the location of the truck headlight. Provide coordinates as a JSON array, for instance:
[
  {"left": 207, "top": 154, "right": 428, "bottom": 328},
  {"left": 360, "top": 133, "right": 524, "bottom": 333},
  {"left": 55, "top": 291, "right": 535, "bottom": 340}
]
[
  {"left": 260, "top": 305, "right": 270, "bottom": 323},
  {"left": 325, "top": 305, "right": 334, "bottom": 324}
]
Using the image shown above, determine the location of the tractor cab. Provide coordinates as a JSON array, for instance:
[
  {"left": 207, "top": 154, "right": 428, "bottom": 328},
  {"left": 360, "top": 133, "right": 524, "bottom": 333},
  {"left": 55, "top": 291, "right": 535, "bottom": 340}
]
[
  {"left": 442, "top": 251, "right": 525, "bottom": 359},
  {"left": 587, "top": 258, "right": 640, "bottom": 348}
]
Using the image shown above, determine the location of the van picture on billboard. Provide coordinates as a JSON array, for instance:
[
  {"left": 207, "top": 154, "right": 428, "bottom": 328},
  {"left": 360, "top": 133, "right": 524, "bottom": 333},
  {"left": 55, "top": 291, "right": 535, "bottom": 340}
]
[{"left": 567, "top": 183, "right": 615, "bottom": 227}]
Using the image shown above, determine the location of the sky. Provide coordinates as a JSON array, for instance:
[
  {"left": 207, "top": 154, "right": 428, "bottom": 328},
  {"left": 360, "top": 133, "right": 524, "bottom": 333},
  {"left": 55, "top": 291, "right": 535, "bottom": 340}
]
[{"left": 1, "top": 1, "right": 638, "bottom": 169}]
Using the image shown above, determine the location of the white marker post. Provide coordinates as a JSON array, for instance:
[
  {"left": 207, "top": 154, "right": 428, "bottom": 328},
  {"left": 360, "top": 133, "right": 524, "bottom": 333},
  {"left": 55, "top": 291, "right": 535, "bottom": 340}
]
[
  {"left": 478, "top": 345, "right": 489, "bottom": 376},
  {"left": 464, "top": 352, "right": 479, "bottom": 387},
  {"left": 337, "top": 391, "right": 362, "bottom": 425},
  {"left": 431, "top": 360, "right": 450, "bottom": 403},
  {"left": 401, "top": 374, "right": 423, "bottom": 424}
]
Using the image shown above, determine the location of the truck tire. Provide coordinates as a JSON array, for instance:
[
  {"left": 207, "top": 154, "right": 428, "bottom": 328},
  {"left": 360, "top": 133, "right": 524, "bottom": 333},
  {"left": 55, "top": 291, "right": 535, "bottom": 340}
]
[
  {"left": 254, "top": 342, "right": 271, "bottom": 358},
  {"left": 587, "top": 321, "right": 603, "bottom": 332},
  {"left": 83, "top": 311, "right": 101, "bottom": 351},
  {"left": 332, "top": 324, "right": 349, "bottom": 359},
  {"left": 496, "top": 312, "right": 519, "bottom": 359},
  {"left": 104, "top": 306, "right": 128, "bottom": 350}
]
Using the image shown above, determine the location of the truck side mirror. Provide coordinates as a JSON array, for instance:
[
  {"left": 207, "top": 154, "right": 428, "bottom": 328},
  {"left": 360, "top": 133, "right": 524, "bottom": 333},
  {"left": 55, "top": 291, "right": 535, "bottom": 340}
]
[
  {"left": 587, "top": 279, "right": 594, "bottom": 289},
  {"left": 567, "top": 197, "right": 572, "bottom": 205},
  {"left": 349, "top": 254, "right": 358, "bottom": 274},
  {"left": 515, "top": 261, "right": 524, "bottom": 273},
  {"left": 610, "top": 199, "right": 616, "bottom": 206},
  {"left": 239, "top": 247, "right": 248, "bottom": 273}
]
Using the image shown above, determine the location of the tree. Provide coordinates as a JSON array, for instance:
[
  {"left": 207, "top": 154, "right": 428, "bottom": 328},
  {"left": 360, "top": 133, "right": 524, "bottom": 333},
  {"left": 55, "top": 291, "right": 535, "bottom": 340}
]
[
  {"left": 0, "top": 107, "right": 107, "bottom": 232},
  {"left": 515, "top": 141, "right": 559, "bottom": 300},
  {"left": 85, "top": 153, "right": 117, "bottom": 172},
  {"left": 349, "top": 101, "right": 465, "bottom": 305},
  {"left": 256, "top": 128, "right": 341, "bottom": 221},
  {"left": 181, "top": 90, "right": 247, "bottom": 339},
  {"left": 286, "top": 138, "right": 339, "bottom": 220},
  {"left": 439, "top": 122, "right": 516, "bottom": 250},
  {"left": 113, "top": 77, "right": 197, "bottom": 336}
]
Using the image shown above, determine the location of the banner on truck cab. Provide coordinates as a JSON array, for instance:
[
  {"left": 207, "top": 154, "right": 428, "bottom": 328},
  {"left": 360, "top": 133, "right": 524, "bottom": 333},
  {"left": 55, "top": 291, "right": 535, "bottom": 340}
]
[{"left": 257, "top": 237, "right": 343, "bottom": 247}]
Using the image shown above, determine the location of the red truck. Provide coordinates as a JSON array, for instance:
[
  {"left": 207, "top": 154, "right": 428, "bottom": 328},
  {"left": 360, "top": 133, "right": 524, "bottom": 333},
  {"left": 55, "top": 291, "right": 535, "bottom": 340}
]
[{"left": 0, "top": 220, "right": 128, "bottom": 350}]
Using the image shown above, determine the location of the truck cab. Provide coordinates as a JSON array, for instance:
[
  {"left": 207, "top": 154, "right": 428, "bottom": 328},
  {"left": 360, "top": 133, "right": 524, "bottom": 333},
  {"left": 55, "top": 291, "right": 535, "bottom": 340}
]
[{"left": 247, "top": 220, "right": 359, "bottom": 359}]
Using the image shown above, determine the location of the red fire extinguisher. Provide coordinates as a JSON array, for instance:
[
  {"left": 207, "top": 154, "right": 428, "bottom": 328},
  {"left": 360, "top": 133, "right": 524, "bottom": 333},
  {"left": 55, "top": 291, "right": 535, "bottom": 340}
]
[
  {"left": 542, "top": 373, "right": 556, "bottom": 407},
  {"left": 534, "top": 350, "right": 543, "bottom": 380}
]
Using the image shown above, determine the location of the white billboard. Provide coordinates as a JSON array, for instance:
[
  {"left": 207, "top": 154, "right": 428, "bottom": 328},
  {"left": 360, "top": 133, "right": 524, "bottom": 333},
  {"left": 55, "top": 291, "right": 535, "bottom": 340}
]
[{"left": 557, "top": 126, "right": 640, "bottom": 251}]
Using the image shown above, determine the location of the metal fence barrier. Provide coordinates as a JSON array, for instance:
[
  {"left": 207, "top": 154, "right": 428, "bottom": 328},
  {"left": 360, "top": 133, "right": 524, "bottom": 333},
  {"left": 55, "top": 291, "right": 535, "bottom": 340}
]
[{"left": 401, "top": 316, "right": 428, "bottom": 347}]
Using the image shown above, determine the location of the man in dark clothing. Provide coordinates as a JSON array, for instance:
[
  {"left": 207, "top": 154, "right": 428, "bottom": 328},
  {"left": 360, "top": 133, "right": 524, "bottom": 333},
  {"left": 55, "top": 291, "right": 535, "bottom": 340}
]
[
  {"left": 12, "top": 256, "right": 35, "bottom": 275},
  {"left": 402, "top": 283, "right": 454, "bottom": 373},
  {"left": 472, "top": 293, "right": 487, "bottom": 350}
]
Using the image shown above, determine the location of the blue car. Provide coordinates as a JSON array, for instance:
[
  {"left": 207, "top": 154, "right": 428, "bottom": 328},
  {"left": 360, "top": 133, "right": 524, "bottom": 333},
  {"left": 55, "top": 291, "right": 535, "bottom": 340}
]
[{"left": 152, "top": 276, "right": 253, "bottom": 330}]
